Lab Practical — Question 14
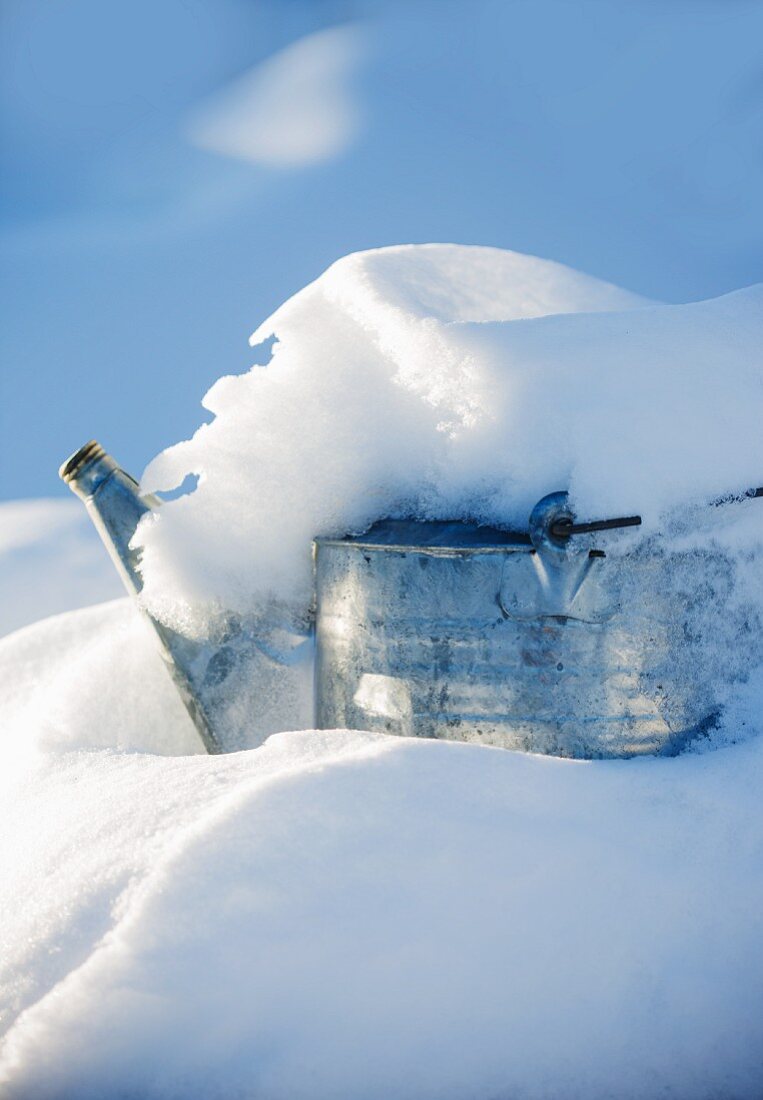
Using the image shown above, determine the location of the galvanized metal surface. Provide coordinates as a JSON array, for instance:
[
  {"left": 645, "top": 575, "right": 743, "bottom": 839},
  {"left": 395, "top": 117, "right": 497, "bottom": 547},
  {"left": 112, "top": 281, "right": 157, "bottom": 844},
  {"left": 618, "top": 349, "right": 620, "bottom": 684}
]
[
  {"left": 314, "top": 496, "right": 760, "bottom": 758},
  {"left": 60, "top": 441, "right": 227, "bottom": 753}
]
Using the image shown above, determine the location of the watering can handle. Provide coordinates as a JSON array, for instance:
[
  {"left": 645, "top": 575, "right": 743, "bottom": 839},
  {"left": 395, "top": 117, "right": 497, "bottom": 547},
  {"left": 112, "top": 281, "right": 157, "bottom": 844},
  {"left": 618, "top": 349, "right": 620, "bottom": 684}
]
[
  {"left": 550, "top": 513, "right": 641, "bottom": 539},
  {"left": 529, "top": 492, "right": 641, "bottom": 554},
  {"left": 543, "top": 481, "right": 763, "bottom": 543}
]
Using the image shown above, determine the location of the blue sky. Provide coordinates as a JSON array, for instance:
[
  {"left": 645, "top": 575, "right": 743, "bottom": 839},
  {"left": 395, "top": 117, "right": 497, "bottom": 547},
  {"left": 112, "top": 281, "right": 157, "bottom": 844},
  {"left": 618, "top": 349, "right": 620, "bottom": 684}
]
[{"left": 2, "top": 0, "right": 762, "bottom": 499}]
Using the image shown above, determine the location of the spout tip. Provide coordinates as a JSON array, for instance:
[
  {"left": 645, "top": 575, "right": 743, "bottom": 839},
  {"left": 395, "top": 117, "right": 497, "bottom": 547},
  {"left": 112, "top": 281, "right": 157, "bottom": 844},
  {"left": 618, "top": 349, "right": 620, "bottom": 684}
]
[{"left": 59, "top": 440, "right": 107, "bottom": 485}]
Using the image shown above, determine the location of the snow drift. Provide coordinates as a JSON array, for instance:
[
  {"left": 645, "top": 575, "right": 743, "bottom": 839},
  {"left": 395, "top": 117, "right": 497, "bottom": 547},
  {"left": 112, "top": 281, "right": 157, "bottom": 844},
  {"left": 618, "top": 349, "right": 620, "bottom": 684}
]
[{"left": 1, "top": 602, "right": 762, "bottom": 1099}]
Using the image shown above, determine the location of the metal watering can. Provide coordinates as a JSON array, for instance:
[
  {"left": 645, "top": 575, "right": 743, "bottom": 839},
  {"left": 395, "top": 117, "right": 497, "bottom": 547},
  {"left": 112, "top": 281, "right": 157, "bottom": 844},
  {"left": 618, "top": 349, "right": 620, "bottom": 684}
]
[{"left": 61, "top": 441, "right": 762, "bottom": 759}]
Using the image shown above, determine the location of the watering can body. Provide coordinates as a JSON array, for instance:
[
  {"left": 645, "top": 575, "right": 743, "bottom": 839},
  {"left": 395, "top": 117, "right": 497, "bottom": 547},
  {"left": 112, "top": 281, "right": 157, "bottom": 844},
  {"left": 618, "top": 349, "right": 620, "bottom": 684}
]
[
  {"left": 312, "top": 500, "right": 749, "bottom": 758},
  {"left": 61, "top": 444, "right": 760, "bottom": 759}
]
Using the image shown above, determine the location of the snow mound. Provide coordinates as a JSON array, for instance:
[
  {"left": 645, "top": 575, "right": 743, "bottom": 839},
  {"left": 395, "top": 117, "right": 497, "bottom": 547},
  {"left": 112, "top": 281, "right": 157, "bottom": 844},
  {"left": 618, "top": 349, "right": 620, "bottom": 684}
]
[
  {"left": 136, "top": 244, "right": 653, "bottom": 626},
  {"left": 0, "top": 600, "right": 200, "bottom": 766},
  {"left": 135, "top": 245, "right": 763, "bottom": 637},
  {"left": 1, "top": 665, "right": 762, "bottom": 1098}
]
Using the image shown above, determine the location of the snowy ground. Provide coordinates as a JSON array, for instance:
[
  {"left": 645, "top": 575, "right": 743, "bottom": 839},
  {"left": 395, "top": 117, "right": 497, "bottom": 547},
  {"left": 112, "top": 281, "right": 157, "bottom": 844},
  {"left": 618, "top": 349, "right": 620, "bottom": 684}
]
[
  {"left": 2, "top": 246, "right": 762, "bottom": 1097},
  {"left": 2, "top": 604, "right": 763, "bottom": 1099}
]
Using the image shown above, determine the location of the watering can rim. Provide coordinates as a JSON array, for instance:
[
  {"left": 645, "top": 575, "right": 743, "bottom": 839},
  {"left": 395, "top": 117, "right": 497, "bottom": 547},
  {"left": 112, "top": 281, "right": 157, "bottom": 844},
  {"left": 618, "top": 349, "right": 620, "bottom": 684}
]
[{"left": 314, "top": 517, "right": 533, "bottom": 554}]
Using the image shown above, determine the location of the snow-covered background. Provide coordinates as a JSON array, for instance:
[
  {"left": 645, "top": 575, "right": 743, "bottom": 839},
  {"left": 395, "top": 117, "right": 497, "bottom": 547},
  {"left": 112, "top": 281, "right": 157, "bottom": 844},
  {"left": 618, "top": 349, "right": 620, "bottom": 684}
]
[
  {"left": 2, "top": 2, "right": 763, "bottom": 1097},
  {"left": 0, "top": 500, "right": 121, "bottom": 637}
]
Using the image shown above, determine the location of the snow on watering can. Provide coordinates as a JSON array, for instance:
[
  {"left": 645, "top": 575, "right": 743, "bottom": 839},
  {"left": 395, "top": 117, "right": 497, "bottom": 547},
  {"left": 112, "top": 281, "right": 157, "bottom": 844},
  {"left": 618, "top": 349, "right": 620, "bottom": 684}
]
[{"left": 61, "top": 441, "right": 763, "bottom": 759}]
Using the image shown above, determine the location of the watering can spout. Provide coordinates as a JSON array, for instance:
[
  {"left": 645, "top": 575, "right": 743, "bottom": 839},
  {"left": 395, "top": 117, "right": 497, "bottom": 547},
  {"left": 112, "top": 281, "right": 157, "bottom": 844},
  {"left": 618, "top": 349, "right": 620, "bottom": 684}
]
[
  {"left": 59, "top": 440, "right": 223, "bottom": 755},
  {"left": 60, "top": 440, "right": 119, "bottom": 501}
]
